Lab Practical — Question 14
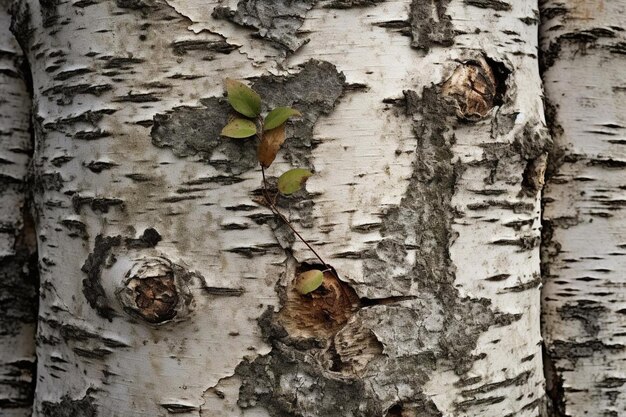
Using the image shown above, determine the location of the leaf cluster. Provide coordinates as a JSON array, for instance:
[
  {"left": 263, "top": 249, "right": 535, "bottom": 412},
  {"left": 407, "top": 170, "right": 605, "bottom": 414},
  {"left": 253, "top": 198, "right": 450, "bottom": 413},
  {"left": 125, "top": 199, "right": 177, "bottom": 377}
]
[{"left": 221, "top": 79, "right": 311, "bottom": 195}]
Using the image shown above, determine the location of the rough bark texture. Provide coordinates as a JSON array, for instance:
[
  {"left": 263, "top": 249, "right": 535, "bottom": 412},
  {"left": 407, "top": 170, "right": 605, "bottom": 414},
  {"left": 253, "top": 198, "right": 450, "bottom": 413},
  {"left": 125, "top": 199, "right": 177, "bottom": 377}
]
[
  {"left": 0, "top": 1, "right": 37, "bottom": 416},
  {"left": 540, "top": 1, "right": 626, "bottom": 416},
  {"left": 10, "top": 0, "right": 548, "bottom": 415}
]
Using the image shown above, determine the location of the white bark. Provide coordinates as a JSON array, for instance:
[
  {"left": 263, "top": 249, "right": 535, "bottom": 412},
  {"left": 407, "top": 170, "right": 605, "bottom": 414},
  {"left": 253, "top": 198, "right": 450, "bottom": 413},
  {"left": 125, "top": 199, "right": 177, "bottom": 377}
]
[
  {"left": 13, "top": 0, "right": 548, "bottom": 415},
  {"left": 0, "top": 1, "right": 36, "bottom": 415},
  {"left": 540, "top": 1, "right": 626, "bottom": 416}
]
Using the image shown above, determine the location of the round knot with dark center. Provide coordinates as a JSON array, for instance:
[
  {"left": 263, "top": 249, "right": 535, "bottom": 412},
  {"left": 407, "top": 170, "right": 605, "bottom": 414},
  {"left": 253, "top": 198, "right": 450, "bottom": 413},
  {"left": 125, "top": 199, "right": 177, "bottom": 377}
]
[{"left": 117, "top": 258, "right": 180, "bottom": 324}]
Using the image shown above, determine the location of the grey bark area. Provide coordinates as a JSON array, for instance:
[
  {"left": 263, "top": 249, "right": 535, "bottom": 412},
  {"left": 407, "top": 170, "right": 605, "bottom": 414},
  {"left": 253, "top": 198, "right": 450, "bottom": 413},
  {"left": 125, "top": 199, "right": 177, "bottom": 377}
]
[
  {"left": 151, "top": 59, "right": 347, "bottom": 174},
  {"left": 372, "top": 0, "right": 454, "bottom": 52},
  {"left": 540, "top": 1, "right": 626, "bottom": 416},
  {"left": 0, "top": 1, "right": 37, "bottom": 416},
  {"left": 212, "top": 0, "right": 318, "bottom": 52}
]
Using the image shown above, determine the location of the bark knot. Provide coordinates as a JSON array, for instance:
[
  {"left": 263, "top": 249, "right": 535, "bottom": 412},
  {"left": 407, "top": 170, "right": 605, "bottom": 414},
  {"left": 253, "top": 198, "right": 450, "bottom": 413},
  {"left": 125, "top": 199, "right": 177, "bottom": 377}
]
[
  {"left": 442, "top": 57, "right": 509, "bottom": 121},
  {"left": 116, "top": 257, "right": 193, "bottom": 324}
]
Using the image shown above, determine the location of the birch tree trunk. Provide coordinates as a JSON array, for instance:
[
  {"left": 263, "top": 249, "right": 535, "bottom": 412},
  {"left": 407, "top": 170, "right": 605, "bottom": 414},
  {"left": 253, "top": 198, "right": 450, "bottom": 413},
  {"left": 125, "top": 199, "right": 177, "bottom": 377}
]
[
  {"left": 0, "top": 1, "right": 37, "bottom": 415},
  {"left": 540, "top": 1, "right": 626, "bottom": 416},
  {"left": 9, "top": 0, "right": 550, "bottom": 415}
]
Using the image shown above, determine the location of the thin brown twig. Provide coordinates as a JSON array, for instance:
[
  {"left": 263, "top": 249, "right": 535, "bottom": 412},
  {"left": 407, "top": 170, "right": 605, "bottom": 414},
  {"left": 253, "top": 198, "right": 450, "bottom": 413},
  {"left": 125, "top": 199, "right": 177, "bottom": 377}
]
[{"left": 260, "top": 165, "right": 329, "bottom": 269}]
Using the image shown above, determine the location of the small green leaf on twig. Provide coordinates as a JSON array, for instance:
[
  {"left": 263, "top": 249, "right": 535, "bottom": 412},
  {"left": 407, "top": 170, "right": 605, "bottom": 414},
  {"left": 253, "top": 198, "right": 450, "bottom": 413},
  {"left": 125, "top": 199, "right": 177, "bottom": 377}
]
[
  {"left": 295, "top": 270, "right": 324, "bottom": 295},
  {"left": 278, "top": 168, "right": 312, "bottom": 195},
  {"left": 264, "top": 107, "right": 301, "bottom": 131},
  {"left": 225, "top": 79, "right": 262, "bottom": 118},
  {"left": 221, "top": 118, "right": 257, "bottom": 138}
]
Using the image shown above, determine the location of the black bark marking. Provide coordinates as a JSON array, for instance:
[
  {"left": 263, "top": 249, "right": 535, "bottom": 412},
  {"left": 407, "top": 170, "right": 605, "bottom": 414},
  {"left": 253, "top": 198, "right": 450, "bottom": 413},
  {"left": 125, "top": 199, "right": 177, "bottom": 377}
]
[
  {"left": 72, "top": 195, "right": 124, "bottom": 214},
  {"left": 557, "top": 302, "right": 608, "bottom": 338},
  {"left": 81, "top": 235, "right": 121, "bottom": 320},
  {"left": 124, "top": 228, "right": 162, "bottom": 249},
  {"left": 460, "top": 370, "right": 532, "bottom": 397},
  {"left": 324, "top": 0, "right": 385, "bottom": 8},
  {"left": 202, "top": 286, "right": 245, "bottom": 296},
  {"left": 85, "top": 160, "right": 118, "bottom": 173},
  {"left": 170, "top": 39, "right": 239, "bottom": 56},
  {"left": 44, "top": 109, "right": 116, "bottom": 131},
  {"left": 0, "top": 252, "right": 38, "bottom": 336},
  {"left": 212, "top": 0, "right": 317, "bottom": 52},
  {"left": 60, "top": 219, "right": 88, "bottom": 239},
  {"left": 385, "top": 397, "right": 443, "bottom": 417},
  {"left": 40, "top": 389, "right": 98, "bottom": 417},
  {"left": 39, "top": 0, "right": 61, "bottom": 28},
  {"left": 464, "top": 0, "right": 511, "bottom": 11},
  {"left": 540, "top": 27, "right": 621, "bottom": 72},
  {"left": 42, "top": 83, "right": 112, "bottom": 105}
]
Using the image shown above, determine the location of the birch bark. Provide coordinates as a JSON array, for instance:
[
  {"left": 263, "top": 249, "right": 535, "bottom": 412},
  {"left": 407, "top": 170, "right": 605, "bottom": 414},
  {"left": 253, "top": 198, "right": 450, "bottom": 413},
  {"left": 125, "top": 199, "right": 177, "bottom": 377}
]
[
  {"left": 0, "top": 1, "right": 37, "bottom": 415},
  {"left": 540, "top": 1, "right": 626, "bottom": 416},
  {"left": 10, "top": 0, "right": 548, "bottom": 415}
]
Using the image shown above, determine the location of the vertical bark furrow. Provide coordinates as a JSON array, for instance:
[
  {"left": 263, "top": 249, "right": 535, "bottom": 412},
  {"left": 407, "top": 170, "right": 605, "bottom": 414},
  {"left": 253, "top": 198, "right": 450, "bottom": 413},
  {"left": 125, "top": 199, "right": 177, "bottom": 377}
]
[
  {"left": 0, "top": 1, "right": 37, "bottom": 416},
  {"left": 540, "top": 1, "right": 626, "bottom": 415}
]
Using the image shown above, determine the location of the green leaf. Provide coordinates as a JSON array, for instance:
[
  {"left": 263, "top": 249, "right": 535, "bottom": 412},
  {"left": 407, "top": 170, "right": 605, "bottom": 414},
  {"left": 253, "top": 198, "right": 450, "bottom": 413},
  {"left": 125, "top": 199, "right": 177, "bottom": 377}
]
[
  {"left": 295, "top": 270, "right": 324, "bottom": 295},
  {"left": 225, "top": 78, "right": 262, "bottom": 118},
  {"left": 221, "top": 118, "right": 257, "bottom": 138},
  {"left": 264, "top": 107, "right": 301, "bottom": 131},
  {"left": 277, "top": 168, "right": 312, "bottom": 195}
]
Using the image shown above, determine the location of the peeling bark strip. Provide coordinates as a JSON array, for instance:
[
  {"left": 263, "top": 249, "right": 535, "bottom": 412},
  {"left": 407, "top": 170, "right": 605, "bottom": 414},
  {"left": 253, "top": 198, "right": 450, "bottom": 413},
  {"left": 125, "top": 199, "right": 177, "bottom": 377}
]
[
  {"left": 0, "top": 2, "right": 37, "bottom": 416},
  {"left": 540, "top": 1, "right": 626, "bottom": 416}
]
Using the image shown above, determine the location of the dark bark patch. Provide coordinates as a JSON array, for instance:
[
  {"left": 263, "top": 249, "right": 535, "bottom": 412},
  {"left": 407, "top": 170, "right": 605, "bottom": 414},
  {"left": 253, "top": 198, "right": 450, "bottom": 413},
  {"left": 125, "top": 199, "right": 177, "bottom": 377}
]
[
  {"left": 74, "top": 130, "right": 111, "bottom": 140},
  {"left": 42, "top": 83, "right": 112, "bottom": 105},
  {"left": 386, "top": 396, "right": 443, "bottom": 417},
  {"left": 521, "top": 153, "right": 548, "bottom": 195},
  {"left": 170, "top": 39, "right": 239, "bottom": 56},
  {"left": 72, "top": 195, "right": 125, "bottom": 214},
  {"left": 81, "top": 235, "right": 122, "bottom": 320},
  {"left": 151, "top": 59, "right": 347, "bottom": 176},
  {"left": 112, "top": 92, "right": 160, "bottom": 103},
  {"left": 408, "top": 0, "right": 455, "bottom": 51},
  {"left": 251, "top": 60, "right": 346, "bottom": 169},
  {"left": 9, "top": 1, "right": 34, "bottom": 49},
  {"left": 151, "top": 98, "right": 257, "bottom": 175},
  {"left": 0, "top": 359, "right": 36, "bottom": 408},
  {"left": 85, "top": 160, "right": 118, "bottom": 173},
  {"left": 0, "top": 254, "right": 38, "bottom": 336},
  {"left": 324, "top": 0, "right": 385, "bottom": 8},
  {"left": 60, "top": 219, "right": 88, "bottom": 239},
  {"left": 212, "top": 1, "right": 317, "bottom": 52},
  {"left": 44, "top": 109, "right": 117, "bottom": 131},
  {"left": 557, "top": 302, "right": 607, "bottom": 337},
  {"left": 124, "top": 228, "right": 162, "bottom": 249},
  {"left": 464, "top": 0, "right": 511, "bottom": 11},
  {"left": 41, "top": 389, "right": 98, "bottom": 417},
  {"left": 39, "top": 0, "right": 61, "bottom": 28}
]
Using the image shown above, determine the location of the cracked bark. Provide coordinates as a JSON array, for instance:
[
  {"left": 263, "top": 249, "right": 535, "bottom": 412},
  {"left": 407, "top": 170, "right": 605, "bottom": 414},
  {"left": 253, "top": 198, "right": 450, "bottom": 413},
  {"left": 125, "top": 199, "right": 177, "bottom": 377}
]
[
  {"left": 7, "top": 0, "right": 553, "bottom": 415},
  {"left": 540, "top": 1, "right": 626, "bottom": 416}
]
